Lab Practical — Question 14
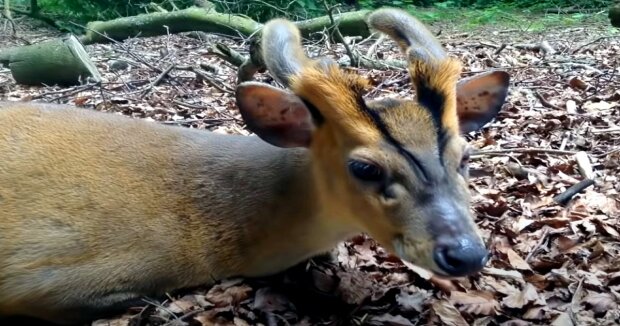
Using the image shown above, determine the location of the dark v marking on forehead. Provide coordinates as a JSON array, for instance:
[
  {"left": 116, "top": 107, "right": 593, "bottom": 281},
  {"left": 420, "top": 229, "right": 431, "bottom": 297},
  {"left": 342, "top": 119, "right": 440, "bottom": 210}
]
[
  {"left": 355, "top": 95, "right": 430, "bottom": 184},
  {"left": 414, "top": 78, "right": 450, "bottom": 158}
]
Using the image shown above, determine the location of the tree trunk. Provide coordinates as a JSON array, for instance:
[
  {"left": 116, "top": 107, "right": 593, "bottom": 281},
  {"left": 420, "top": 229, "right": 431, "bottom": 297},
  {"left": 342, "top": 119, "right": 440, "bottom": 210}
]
[
  {"left": 296, "top": 9, "right": 371, "bottom": 39},
  {"left": 0, "top": 35, "right": 101, "bottom": 86},
  {"left": 80, "top": 6, "right": 371, "bottom": 45},
  {"left": 3, "top": 0, "right": 10, "bottom": 19},
  {"left": 610, "top": 4, "right": 620, "bottom": 27},
  {"left": 30, "top": 0, "right": 38, "bottom": 15}
]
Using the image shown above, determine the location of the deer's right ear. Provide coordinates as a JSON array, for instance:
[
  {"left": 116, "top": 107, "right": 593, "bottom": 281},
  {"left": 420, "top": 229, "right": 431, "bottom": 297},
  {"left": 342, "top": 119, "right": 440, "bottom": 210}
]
[{"left": 236, "top": 82, "right": 315, "bottom": 148}]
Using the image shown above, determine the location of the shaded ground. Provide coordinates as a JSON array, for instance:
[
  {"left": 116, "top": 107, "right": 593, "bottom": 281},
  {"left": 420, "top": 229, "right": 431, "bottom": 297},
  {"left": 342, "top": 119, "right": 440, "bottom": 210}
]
[{"left": 1, "top": 9, "right": 619, "bottom": 326}]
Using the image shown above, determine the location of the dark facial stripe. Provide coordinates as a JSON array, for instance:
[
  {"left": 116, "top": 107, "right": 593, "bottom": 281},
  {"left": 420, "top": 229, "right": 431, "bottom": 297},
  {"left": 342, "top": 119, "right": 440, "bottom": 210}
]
[
  {"left": 415, "top": 78, "right": 449, "bottom": 159},
  {"left": 355, "top": 95, "right": 430, "bottom": 184},
  {"left": 301, "top": 98, "right": 325, "bottom": 126}
]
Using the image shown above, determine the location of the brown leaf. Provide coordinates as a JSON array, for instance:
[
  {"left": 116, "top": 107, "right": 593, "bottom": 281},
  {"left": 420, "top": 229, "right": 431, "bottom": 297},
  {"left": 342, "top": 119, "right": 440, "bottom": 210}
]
[
  {"left": 449, "top": 291, "right": 499, "bottom": 315},
  {"left": 205, "top": 280, "right": 252, "bottom": 308},
  {"left": 550, "top": 312, "right": 574, "bottom": 326},
  {"left": 396, "top": 287, "right": 427, "bottom": 312},
  {"left": 583, "top": 292, "right": 618, "bottom": 314},
  {"left": 499, "top": 247, "right": 532, "bottom": 271},
  {"left": 92, "top": 318, "right": 130, "bottom": 326},
  {"left": 431, "top": 300, "right": 468, "bottom": 326},
  {"left": 253, "top": 287, "right": 292, "bottom": 312},
  {"left": 567, "top": 77, "right": 588, "bottom": 90},
  {"left": 337, "top": 270, "right": 375, "bottom": 305},
  {"left": 367, "top": 313, "right": 416, "bottom": 326},
  {"left": 502, "top": 283, "right": 545, "bottom": 309},
  {"left": 522, "top": 306, "right": 549, "bottom": 320},
  {"left": 233, "top": 317, "right": 249, "bottom": 326}
]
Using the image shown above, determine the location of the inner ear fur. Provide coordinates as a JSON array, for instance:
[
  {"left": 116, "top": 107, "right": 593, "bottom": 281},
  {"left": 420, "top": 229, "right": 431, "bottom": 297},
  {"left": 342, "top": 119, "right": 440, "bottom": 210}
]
[
  {"left": 236, "top": 82, "right": 315, "bottom": 148},
  {"left": 456, "top": 71, "right": 510, "bottom": 134}
]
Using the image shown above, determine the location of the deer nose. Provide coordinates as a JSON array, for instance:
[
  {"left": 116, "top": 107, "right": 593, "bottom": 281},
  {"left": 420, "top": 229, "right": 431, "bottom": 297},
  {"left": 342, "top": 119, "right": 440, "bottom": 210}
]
[{"left": 433, "top": 237, "right": 489, "bottom": 277}]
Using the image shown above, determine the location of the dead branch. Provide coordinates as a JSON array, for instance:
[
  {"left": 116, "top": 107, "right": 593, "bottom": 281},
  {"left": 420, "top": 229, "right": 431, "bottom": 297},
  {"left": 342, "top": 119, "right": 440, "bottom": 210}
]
[
  {"left": 175, "top": 65, "right": 233, "bottom": 93},
  {"left": 514, "top": 40, "right": 556, "bottom": 55},
  {"left": 590, "top": 126, "right": 620, "bottom": 134},
  {"left": 141, "top": 64, "right": 175, "bottom": 98},
  {"left": 494, "top": 43, "right": 507, "bottom": 55},
  {"left": 574, "top": 151, "right": 594, "bottom": 180},
  {"left": 322, "top": 1, "right": 358, "bottom": 67},
  {"left": 534, "top": 91, "right": 562, "bottom": 110},
  {"left": 209, "top": 43, "right": 247, "bottom": 67},
  {"left": 572, "top": 36, "right": 620, "bottom": 54},
  {"left": 472, "top": 148, "right": 578, "bottom": 157},
  {"left": 365, "top": 34, "right": 385, "bottom": 58},
  {"left": 553, "top": 179, "right": 595, "bottom": 206}
]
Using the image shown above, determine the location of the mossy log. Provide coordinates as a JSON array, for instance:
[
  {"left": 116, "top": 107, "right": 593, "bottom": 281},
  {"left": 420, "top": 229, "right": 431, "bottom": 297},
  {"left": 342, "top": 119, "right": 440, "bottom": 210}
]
[
  {"left": 80, "top": 6, "right": 371, "bottom": 45},
  {"left": 610, "top": 4, "right": 620, "bottom": 27},
  {"left": 0, "top": 34, "right": 101, "bottom": 86}
]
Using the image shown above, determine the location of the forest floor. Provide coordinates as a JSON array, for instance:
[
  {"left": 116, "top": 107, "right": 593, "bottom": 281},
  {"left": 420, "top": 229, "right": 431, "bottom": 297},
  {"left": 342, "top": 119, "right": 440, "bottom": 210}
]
[{"left": 1, "top": 9, "right": 619, "bottom": 326}]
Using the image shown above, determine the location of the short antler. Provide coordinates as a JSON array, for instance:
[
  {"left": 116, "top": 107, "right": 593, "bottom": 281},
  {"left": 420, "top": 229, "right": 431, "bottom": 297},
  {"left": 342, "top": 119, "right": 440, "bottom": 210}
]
[
  {"left": 368, "top": 8, "right": 446, "bottom": 63},
  {"left": 260, "top": 19, "right": 308, "bottom": 87},
  {"left": 260, "top": 19, "right": 336, "bottom": 87},
  {"left": 368, "top": 8, "right": 463, "bottom": 133}
]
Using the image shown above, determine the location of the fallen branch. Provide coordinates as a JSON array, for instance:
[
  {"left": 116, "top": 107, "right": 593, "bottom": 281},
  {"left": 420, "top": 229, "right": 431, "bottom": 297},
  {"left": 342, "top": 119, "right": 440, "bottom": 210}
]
[
  {"left": 572, "top": 36, "right": 620, "bottom": 54},
  {"left": 574, "top": 151, "right": 594, "bottom": 180},
  {"left": 590, "top": 126, "right": 620, "bottom": 134},
  {"left": 0, "top": 34, "right": 101, "bottom": 86},
  {"left": 553, "top": 179, "right": 595, "bottom": 206},
  {"left": 80, "top": 6, "right": 371, "bottom": 45},
  {"left": 210, "top": 43, "right": 246, "bottom": 67},
  {"left": 534, "top": 91, "right": 562, "bottom": 110},
  {"left": 141, "top": 63, "right": 175, "bottom": 98},
  {"left": 175, "top": 65, "right": 233, "bottom": 93},
  {"left": 472, "top": 148, "right": 578, "bottom": 157},
  {"left": 514, "top": 40, "right": 556, "bottom": 55}
]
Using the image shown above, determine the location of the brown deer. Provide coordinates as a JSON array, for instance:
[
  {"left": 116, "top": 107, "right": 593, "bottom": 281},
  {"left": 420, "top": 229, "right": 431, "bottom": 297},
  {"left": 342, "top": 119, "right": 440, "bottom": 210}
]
[{"left": 0, "top": 8, "right": 509, "bottom": 324}]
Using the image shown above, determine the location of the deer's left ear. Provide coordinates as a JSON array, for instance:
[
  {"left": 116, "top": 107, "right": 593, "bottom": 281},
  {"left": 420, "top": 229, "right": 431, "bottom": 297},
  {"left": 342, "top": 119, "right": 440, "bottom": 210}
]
[{"left": 456, "top": 71, "right": 510, "bottom": 134}]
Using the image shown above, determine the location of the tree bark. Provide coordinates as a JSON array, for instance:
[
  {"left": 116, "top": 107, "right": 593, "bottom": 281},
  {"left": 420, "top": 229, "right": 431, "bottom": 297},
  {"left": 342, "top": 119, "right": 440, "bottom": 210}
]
[
  {"left": 80, "top": 6, "right": 371, "bottom": 45},
  {"left": 0, "top": 35, "right": 101, "bottom": 86},
  {"left": 30, "top": 0, "right": 38, "bottom": 15},
  {"left": 610, "top": 4, "right": 620, "bottom": 27}
]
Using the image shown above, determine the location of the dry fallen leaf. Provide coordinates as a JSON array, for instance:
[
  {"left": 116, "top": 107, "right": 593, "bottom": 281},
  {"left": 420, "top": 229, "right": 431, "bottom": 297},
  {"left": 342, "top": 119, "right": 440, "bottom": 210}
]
[
  {"left": 502, "top": 283, "right": 545, "bottom": 309},
  {"left": 449, "top": 291, "right": 500, "bottom": 315},
  {"left": 432, "top": 300, "right": 469, "bottom": 326}
]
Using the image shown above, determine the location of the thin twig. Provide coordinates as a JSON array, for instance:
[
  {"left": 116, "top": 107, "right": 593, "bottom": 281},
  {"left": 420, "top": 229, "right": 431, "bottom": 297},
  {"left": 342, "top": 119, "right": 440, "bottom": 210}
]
[
  {"left": 472, "top": 148, "right": 578, "bottom": 157},
  {"left": 141, "top": 64, "right": 175, "bottom": 98},
  {"left": 534, "top": 91, "right": 562, "bottom": 110},
  {"left": 322, "top": 1, "right": 358, "bottom": 66},
  {"left": 525, "top": 227, "right": 550, "bottom": 262},
  {"left": 572, "top": 36, "right": 620, "bottom": 54}
]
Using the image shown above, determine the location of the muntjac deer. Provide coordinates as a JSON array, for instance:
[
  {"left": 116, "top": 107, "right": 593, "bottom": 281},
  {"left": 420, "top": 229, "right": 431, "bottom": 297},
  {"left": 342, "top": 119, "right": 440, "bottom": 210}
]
[{"left": 0, "top": 8, "right": 509, "bottom": 324}]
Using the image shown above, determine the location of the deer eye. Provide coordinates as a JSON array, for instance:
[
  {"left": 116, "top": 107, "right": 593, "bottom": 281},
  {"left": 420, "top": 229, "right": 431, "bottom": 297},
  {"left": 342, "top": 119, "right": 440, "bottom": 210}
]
[{"left": 348, "top": 160, "right": 385, "bottom": 183}]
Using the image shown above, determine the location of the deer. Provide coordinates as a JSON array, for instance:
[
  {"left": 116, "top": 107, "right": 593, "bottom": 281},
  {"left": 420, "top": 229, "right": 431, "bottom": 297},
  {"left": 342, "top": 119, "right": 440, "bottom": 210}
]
[{"left": 0, "top": 8, "right": 509, "bottom": 324}]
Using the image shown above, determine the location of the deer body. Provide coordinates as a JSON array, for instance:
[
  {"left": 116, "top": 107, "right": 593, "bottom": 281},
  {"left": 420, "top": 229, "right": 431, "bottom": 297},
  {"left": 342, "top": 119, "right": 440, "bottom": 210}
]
[
  {"left": 0, "top": 9, "right": 510, "bottom": 324},
  {"left": 0, "top": 103, "right": 358, "bottom": 321}
]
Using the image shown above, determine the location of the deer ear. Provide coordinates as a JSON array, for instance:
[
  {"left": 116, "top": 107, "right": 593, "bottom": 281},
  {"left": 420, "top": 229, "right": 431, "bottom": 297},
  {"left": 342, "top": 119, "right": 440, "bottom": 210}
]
[
  {"left": 236, "top": 82, "right": 315, "bottom": 148},
  {"left": 456, "top": 71, "right": 510, "bottom": 134}
]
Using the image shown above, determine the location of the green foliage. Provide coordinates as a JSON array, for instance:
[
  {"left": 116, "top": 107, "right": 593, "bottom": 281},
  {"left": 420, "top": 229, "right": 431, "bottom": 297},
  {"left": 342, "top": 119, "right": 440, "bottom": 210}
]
[
  {"left": 210, "top": 0, "right": 326, "bottom": 22},
  {"left": 9, "top": 0, "right": 616, "bottom": 28},
  {"left": 437, "top": 0, "right": 613, "bottom": 9}
]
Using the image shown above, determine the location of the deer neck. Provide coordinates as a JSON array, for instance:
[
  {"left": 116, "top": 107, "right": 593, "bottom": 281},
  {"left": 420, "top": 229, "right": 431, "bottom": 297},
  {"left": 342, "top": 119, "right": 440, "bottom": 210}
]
[{"left": 186, "top": 136, "right": 359, "bottom": 278}]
